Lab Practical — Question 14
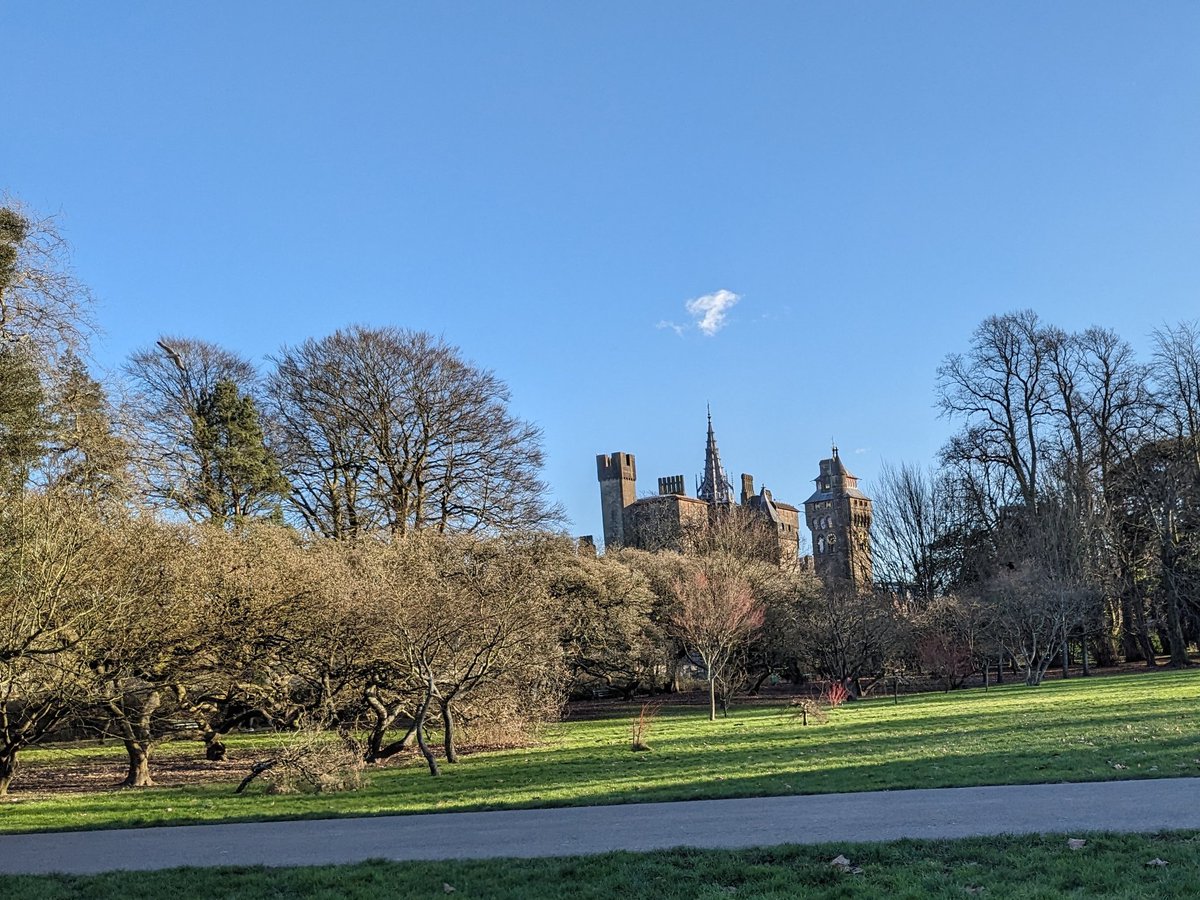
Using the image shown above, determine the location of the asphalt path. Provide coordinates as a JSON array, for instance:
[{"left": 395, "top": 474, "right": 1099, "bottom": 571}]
[{"left": 2, "top": 778, "right": 1199, "bottom": 875}]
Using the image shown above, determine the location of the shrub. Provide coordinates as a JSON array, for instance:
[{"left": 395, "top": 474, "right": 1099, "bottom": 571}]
[
  {"left": 820, "top": 681, "right": 850, "bottom": 708},
  {"left": 788, "top": 697, "right": 828, "bottom": 726},
  {"left": 236, "top": 726, "right": 365, "bottom": 795},
  {"left": 631, "top": 702, "right": 662, "bottom": 751}
]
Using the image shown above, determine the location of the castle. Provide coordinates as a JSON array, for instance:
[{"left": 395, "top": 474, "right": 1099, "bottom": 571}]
[{"left": 594, "top": 412, "right": 874, "bottom": 586}]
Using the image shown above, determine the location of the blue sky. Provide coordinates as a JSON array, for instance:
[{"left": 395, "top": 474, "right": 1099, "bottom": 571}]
[{"left": 5, "top": 3, "right": 1199, "bottom": 542}]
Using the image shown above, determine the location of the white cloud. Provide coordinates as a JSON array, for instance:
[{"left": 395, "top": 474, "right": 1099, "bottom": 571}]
[
  {"left": 656, "top": 319, "right": 686, "bottom": 337},
  {"left": 685, "top": 289, "right": 740, "bottom": 336},
  {"left": 854, "top": 447, "right": 869, "bottom": 455}
]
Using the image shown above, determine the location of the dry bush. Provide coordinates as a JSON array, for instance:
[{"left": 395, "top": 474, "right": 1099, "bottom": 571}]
[
  {"left": 631, "top": 701, "right": 662, "bottom": 751},
  {"left": 236, "top": 726, "right": 365, "bottom": 795},
  {"left": 788, "top": 697, "right": 828, "bottom": 726}
]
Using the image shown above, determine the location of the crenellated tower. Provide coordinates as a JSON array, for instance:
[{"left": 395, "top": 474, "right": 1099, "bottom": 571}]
[{"left": 596, "top": 451, "right": 637, "bottom": 548}]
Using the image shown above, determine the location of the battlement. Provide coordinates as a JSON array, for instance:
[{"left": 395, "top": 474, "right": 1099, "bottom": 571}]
[
  {"left": 597, "top": 451, "right": 637, "bottom": 482},
  {"left": 658, "top": 474, "right": 686, "bottom": 496}
]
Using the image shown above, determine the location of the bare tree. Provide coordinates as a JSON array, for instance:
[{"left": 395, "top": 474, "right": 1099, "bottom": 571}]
[
  {"left": 124, "top": 338, "right": 284, "bottom": 524},
  {"left": 793, "top": 581, "right": 901, "bottom": 697},
  {"left": 872, "top": 461, "right": 955, "bottom": 604},
  {"left": 668, "top": 560, "right": 765, "bottom": 721},
  {"left": 267, "top": 326, "right": 562, "bottom": 537},
  {"left": 938, "top": 310, "right": 1054, "bottom": 512},
  {"left": 0, "top": 201, "right": 94, "bottom": 359},
  {"left": 557, "top": 549, "right": 662, "bottom": 700},
  {"left": 0, "top": 492, "right": 123, "bottom": 794}
]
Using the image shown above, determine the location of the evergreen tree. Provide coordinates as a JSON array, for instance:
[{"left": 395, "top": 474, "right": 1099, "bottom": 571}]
[
  {"left": 0, "top": 343, "right": 48, "bottom": 494},
  {"left": 46, "top": 351, "right": 130, "bottom": 505},
  {"left": 193, "top": 378, "right": 288, "bottom": 525}
]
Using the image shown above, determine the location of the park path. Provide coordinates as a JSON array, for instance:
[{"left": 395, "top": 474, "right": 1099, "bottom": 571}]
[{"left": 2, "top": 778, "right": 1199, "bottom": 875}]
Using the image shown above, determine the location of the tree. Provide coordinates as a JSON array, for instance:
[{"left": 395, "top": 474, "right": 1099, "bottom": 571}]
[
  {"left": 174, "top": 523, "right": 327, "bottom": 760},
  {"left": 125, "top": 338, "right": 284, "bottom": 524},
  {"left": 937, "top": 310, "right": 1054, "bottom": 512},
  {"left": 977, "top": 562, "right": 1094, "bottom": 686},
  {"left": 267, "top": 326, "right": 562, "bottom": 537},
  {"left": 366, "top": 532, "right": 566, "bottom": 774},
  {"left": 81, "top": 517, "right": 205, "bottom": 786},
  {"left": 0, "top": 492, "right": 123, "bottom": 794},
  {"left": 0, "top": 202, "right": 93, "bottom": 359},
  {"left": 668, "top": 560, "right": 765, "bottom": 721},
  {"left": 192, "top": 379, "right": 288, "bottom": 524},
  {"left": 557, "top": 548, "right": 661, "bottom": 700},
  {"left": 1107, "top": 437, "right": 1199, "bottom": 668},
  {"left": 0, "top": 342, "right": 48, "bottom": 495},
  {"left": 43, "top": 351, "right": 130, "bottom": 505},
  {"left": 793, "top": 581, "right": 902, "bottom": 697},
  {"left": 872, "top": 462, "right": 955, "bottom": 604}
]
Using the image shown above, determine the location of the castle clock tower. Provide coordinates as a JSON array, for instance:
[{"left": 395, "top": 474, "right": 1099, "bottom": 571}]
[{"left": 803, "top": 447, "right": 873, "bottom": 587}]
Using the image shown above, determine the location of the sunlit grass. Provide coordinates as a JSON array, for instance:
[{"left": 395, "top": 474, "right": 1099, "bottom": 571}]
[
  {"left": 5, "top": 831, "right": 1200, "bottom": 899},
  {"left": 3, "top": 669, "right": 1199, "bottom": 834}
]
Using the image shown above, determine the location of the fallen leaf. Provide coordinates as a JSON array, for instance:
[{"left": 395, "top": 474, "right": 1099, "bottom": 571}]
[
  {"left": 1146, "top": 858, "right": 1169, "bottom": 868},
  {"left": 1112, "top": 764, "right": 1128, "bottom": 770},
  {"left": 830, "top": 855, "right": 851, "bottom": 869},
  {"left": 965, "top": 887, "right": 985, "bottom": 896},
  {"left": 1067, "top": 838, "right": 1086, "bottom": 851},
  {"left": 443, "top": 883, "right": 457, "bottom": 893}
]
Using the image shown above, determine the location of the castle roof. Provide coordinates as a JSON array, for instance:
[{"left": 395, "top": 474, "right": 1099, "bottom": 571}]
[{"left": 804, "top": 445, "right": 870, "bottom": 504}]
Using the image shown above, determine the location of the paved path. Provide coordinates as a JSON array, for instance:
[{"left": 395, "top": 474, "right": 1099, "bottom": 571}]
[{"left": 2, "top": 778, "right": 1200, "bottom": 875}]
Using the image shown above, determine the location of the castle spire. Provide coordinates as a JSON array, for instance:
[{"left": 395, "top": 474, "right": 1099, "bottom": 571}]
[{"left": 697, "top": 407, "right": 735, "bottom": 505}]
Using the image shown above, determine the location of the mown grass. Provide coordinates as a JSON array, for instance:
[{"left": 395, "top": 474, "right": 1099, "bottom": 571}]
[
  {"left": 4, "top": 831, "right": 1200, "bottom": 898},
  {"left": 3, "top": 669, "right": 1199, "bottom": 834}
]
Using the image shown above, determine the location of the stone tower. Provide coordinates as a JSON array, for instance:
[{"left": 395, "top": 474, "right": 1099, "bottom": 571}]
[
  {"left": 596, "top": 451, "right": 637, "bottom": 548},
  {"left": 804, "top": 446, "right": 873, "bottom": 587}
]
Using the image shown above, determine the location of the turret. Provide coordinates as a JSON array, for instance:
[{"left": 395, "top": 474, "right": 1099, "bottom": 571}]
[{"left": 596, "top": 451, "right": 637, "bottom": 548}]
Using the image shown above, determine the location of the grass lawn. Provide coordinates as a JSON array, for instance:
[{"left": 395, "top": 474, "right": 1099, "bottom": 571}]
[
  {"left": 3, "top": 831, "right": 1199, "bottom": 898},
  {"left": 3, "top": 669, "right": 1199, "bottom": 834}
]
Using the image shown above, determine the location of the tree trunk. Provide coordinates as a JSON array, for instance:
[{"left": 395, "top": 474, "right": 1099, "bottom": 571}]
[
  {"left": 120, "top": 741, "right": 154, "bottom": 787},
  {"left": 0, "top": 752, "right": 16, "bottom": 796},
  {"left": 1163, "top": 580, "right": 1190, "bottom": 668},
  {"left": 414, "top": 675, "right": 439, "bottom": 777},
  {"left": 441, "top": 702, "right": 458, "bottom": 763},
  {"left": 708, "top": 676, "right": 716, "bottom": 722},
  {"left": 203, "top": 731, "right": 228, "bottom": 762}
]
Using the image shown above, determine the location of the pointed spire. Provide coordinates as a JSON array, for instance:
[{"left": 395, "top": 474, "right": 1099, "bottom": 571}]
[{"left": 697, "top": 407, "right": 735, "bottom": 505}]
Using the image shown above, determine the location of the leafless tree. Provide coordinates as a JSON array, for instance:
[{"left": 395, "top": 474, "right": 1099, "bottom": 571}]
[
  {"left": 123, "top": 337, "right": 277, "bottom": 523},
  {"left": 792, "top": 580, "right": 902, "bottom": 697},
  {"left": 668, "top": 559, "right": 765, "bottom": 721},
  {"left": 0, "top": 492, "right": 123, "bottom": 794},
  {"left": 0, "top": 201, "right": 94, "bottom": 360},
  {"left": 938, "top": 310, "right": 1054, "bottom": 512},
  {"left": 557, "top": 549, "right": 662, "bottom": 700},
  {"left": 872, "top": 461, "right": 955, "bottom": 604},
  {"left": 266, "top": 326, "right": 562, "bottom": 537}
]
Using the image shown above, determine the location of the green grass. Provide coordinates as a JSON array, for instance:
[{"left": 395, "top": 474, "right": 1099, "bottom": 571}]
[
  {"left": 4, "top": 669, "right": 1200, "bottom": 834},
  {"left": 4, "top": 831, "right": 1200, "bottom": 898}
]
